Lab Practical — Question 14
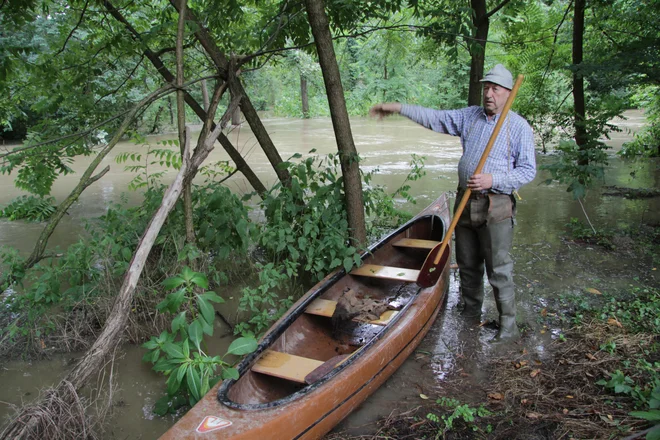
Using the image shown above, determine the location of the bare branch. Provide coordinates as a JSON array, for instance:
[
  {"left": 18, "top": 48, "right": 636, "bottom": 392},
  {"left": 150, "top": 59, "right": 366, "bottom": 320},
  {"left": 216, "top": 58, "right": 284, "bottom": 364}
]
[{"left": 83, "top": 165, "right": 110, "bottom": 189}]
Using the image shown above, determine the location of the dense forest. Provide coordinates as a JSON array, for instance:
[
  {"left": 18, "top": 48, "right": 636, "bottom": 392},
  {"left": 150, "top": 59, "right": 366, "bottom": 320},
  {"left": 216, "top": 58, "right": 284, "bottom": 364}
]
[{"left": 1, "top": 0, "right": 659, "bottom": 438}]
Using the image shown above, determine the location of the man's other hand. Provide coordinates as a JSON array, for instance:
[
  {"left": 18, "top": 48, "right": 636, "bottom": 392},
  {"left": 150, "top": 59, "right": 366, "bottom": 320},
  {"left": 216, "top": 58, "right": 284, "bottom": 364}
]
[
  {"left": 467, "top": 173, "right": 493, "bottom": 192},
  {"left": 368, "top": 103, "right": 402, "bottom": 120}
]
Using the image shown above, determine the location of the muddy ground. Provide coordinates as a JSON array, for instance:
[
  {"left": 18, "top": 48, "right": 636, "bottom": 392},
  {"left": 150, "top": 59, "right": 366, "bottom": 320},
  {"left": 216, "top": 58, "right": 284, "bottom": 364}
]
[{"left": 327, "top": 201, "right": 660, "bottom": 439}]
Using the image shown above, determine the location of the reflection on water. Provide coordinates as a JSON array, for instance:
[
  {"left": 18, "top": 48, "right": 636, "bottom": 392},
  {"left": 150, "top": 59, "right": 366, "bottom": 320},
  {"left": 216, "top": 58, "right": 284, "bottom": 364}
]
[{"left": 0, "top": 110, "right": 657, "bottom": 438}]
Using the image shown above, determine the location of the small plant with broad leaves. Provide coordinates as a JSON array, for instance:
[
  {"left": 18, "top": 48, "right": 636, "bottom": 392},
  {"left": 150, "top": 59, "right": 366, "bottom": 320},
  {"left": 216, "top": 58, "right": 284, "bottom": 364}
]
[
  {"left": 142, "top": 267, "right": 257, "bottom": 415},
  {"left": 426, "top": 397, "right": 492, "bottom": 435},
  {"left": 629, "top": 385, "right": 660, "bottom": 440}
]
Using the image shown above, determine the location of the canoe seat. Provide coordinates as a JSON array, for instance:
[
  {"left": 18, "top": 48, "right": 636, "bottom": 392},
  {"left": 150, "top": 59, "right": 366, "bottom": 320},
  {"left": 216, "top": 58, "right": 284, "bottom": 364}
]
[
  {"left": 392, "top": 238, "right": 440, "bottom": 250},
  {"left": 350, "top": 264, "right": 419, "bottom": 282},
  {"left": 305, "top": 298, "right": 399, "bottom": 326},
  {"left": 252, "top": 350, "right": 324, "bottom": 384}
]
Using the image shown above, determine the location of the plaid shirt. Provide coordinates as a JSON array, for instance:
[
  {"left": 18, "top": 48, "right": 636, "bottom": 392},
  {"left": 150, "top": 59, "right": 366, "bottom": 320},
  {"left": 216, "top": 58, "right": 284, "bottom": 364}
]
[{"left": 400, "top": 105, "right": 536, "bottom": 194}]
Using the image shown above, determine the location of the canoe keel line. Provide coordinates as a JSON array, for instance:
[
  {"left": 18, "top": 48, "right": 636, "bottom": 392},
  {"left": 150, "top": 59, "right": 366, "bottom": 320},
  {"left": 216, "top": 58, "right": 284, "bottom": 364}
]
[{"left": 160, "top": 194, "right": 452, "bottom": 439}]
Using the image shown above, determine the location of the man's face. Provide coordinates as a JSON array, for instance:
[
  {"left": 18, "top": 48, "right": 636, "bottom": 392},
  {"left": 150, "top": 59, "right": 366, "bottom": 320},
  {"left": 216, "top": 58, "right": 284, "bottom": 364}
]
[{"left": 483, "top": 82, "right": 511, "bottom": 116}]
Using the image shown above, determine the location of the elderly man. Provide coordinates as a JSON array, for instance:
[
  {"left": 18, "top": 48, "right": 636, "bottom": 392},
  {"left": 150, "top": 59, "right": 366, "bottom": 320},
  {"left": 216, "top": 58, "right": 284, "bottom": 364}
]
[{"left": 369, "top": 64, "right": 536, "bottom": 342}]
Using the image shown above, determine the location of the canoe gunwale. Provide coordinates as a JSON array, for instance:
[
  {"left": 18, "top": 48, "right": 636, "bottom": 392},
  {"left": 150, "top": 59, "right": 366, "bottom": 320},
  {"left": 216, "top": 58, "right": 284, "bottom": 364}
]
[{"left": 217, "top": 198, "right": 449, "bottom": 411}]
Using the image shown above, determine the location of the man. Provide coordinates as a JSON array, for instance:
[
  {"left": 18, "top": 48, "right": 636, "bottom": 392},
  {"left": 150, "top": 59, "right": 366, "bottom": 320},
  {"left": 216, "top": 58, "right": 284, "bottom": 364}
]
[{"left": 369, "top": 64, "right": 536, "bottom": 342}]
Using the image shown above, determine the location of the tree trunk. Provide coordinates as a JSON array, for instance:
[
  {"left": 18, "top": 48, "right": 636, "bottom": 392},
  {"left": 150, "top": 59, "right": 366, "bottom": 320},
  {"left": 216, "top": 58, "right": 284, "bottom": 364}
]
[
  {"left": 304, "top": 0, "right": 367, "bottom": 247},
  {"left": 175, "top": 0, "right": 195, "bottom": 245},
  {"left": 231, "top": 104, "right": 241, "bottom": 126},
  {"left": 232, "top": 78, "right": 290, "bottom": 186},
  {"left": 573, "top": 0, "right": 588, "bottom": 165},
  {"left": 150, "top": 105, "right": 163, "bottom": 133},
  {"left": 300, "top": 75, "right": 309, "bottom": 118},
  {"left": 468, "top": 0, "right": 489, "bottom": 106},
  {"left": 175, "top": 0, "right": 196, "bottom": 246},
  {"left": 201, "top": 79, "right": 210, "bottom": 111}
]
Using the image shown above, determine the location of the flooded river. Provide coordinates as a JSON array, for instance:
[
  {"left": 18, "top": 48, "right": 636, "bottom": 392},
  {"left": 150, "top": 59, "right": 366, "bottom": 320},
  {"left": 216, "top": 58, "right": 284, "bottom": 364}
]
[{"left": 1, "top": 110, "right": 657, "bottom": 438}]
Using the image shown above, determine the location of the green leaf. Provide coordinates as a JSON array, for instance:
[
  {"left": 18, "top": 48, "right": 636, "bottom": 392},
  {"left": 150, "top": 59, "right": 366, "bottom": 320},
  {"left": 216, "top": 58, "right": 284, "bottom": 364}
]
[
  {"left": 209, "top": 375, "right": 223, "bottom": 388},
  {"left": 227, "top": 337, "right": 258, "bottom": 356},
  {"left": 221, "top": 367, "right": 239, "bottom": 380},
  {"left": 163, "top": 276, "right": 186, "bottom": 290},
  {"left": 343, "top": 257, "right": 353, "bottom": 273},
  {"left": 201, "top": 292, "right": 224, "bottom": 304},
  {"left": 181, "top": 266, "right": 195, "bottom": 282},
  {"left": 163, "top": 341, "right": 186, "bottom": 359},
  {"left": 154, "top": 395, "right": 171, "bottom": 416},
  {"left": 186, "top": 366, "right": 202, "bottom": 401},
  {"left": 190, "top": 273, "right": 209, "bottom": 289},
  {"left": 188, "top": 319, "right": 203, "bottom": 350},
  {"left": 201, "top": 317, "right": 214, "bottom": 336},
  {"left": 182, "top": 338, "right": 190, "bottom": 358},
  {"left": 647, "top": 425, "right": 660, "bottom": 440},
  {"left": 629, "top": 410, "right": 660, "bottom": 421},
  {"left": 171, "top": 311, "right": 186, "bottom": 333},
  {"left": 197, "top": 295, "right": 215, "bottom": 325},
  {"left": 166, "top": 368, "right": 183, "bottom": 396}
]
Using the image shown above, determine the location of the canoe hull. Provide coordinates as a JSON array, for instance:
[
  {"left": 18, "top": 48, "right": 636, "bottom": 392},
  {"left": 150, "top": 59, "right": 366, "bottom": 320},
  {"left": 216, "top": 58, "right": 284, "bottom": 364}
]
[{"left": 160, "top": 194, "right": 451, "bottom": 439}]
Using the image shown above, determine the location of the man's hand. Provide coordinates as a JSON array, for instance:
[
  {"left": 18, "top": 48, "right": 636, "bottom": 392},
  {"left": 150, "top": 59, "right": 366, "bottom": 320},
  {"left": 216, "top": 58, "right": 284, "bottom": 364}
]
[
  {"left": 467, "top": 173, "right": 493, "bottom": 192},
  {"left": 369, "top": 103, "right": 402, "bottom": 120}
]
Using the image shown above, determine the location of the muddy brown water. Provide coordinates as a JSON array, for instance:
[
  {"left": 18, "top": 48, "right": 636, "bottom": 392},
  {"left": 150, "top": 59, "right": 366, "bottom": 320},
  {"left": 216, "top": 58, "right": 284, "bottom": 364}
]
[{"left": 1, "top": 110, "right": 658, "bottom": 438}]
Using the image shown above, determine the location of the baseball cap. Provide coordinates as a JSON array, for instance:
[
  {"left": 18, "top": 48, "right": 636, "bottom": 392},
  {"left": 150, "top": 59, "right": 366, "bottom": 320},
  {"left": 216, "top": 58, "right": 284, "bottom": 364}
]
[{"left": 480, "top": 64, "right": 513, "bottom": 90}]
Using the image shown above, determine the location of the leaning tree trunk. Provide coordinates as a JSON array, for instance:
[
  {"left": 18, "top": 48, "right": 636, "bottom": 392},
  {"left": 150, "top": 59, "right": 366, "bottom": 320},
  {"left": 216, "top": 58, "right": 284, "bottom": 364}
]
[
  {"left": 21, "top": 84, "right": 176, "bottom": 273},
  {"left": 304, "top": 0, "right": 367, "bottom": 247},
  {"left": 573, "top": 0, "right": 588, "bottom": 166},
  {"left": 468, "top": 0, "right": 489, "bottom": 106}
]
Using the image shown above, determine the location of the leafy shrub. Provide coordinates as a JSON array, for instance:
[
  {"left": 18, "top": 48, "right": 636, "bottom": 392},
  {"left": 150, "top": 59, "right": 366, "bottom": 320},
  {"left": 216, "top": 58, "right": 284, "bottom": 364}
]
[{"left": 0, "top": 195, "right": 56, "bottom": 221}]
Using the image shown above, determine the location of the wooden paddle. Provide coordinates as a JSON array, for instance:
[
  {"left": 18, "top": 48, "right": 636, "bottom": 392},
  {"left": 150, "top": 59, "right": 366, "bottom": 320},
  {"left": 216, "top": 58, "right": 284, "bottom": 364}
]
[{"left": 416, "top": 74, "right": 525, "bottom": 288}]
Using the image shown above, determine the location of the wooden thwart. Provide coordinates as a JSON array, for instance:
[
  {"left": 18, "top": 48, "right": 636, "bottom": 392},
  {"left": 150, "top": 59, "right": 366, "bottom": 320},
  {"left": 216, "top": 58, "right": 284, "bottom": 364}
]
[
  {"left": 350, "top": 264, "right": 419, "bottom": 282},
  {"left": 304, "top": 298, "right": 399, "bottom": 326},
  {"left": 392, "top": 238, "right": 440, "bottom": 250},
  {"left": 252, "top": 350, "right": 324, "bottom": 384}
]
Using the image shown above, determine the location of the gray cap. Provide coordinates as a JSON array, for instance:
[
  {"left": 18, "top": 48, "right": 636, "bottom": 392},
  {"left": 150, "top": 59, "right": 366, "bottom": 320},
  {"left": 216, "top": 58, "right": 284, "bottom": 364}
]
[{"left": 480, "top": 64, "right": 513, "bottom": 90}]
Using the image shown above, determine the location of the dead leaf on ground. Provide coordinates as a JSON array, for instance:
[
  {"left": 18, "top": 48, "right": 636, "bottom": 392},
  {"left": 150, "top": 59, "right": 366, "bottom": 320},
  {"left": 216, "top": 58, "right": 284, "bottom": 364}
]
[
  {"left": 585, "top": 287, "right": 602, "bottom": 295},
  {"left": 521, "top": 399, "right": 529, "bottom": 405},
  {"left": 586, "top": 353, "right": 597, "bottom": 361},
  {"left": 540, "top": 308, "right": 547, "bottom": 317},
  {"left": 530, "top": 369, "right": 541, "bottom": 378},
  {"left": 566, "top": 395, "right": 574, "bottom": 399},
  {"left": 488, "top": 393, "right": 504, "bottom": 400},
  {"left": 514, "top": 361, "right": 529, "bottom": 369},
  {"left": 419, "top": 394, "right": 429, "bottom": 400},
  {"left": 563, "top": 408, "right": 569, "bottom": 414},
  {"left": 607, "top": 317, "right": 623, "bottom": 328},
  {"left": 526, "top": 412, "right": 542, "bottom": 419}
]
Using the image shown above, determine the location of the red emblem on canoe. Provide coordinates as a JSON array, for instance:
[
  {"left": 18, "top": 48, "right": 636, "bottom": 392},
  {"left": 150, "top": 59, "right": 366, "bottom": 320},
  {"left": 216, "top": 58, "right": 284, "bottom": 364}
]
[{"left": 196, "top": 416, "right": 232, "bottom": 433}]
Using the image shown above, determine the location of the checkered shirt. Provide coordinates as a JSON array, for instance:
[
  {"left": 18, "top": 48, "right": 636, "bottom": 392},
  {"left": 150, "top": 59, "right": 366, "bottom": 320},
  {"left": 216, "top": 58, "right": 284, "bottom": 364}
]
[{"left": 400, "top": 105, "right": 536, "bottom": 194}]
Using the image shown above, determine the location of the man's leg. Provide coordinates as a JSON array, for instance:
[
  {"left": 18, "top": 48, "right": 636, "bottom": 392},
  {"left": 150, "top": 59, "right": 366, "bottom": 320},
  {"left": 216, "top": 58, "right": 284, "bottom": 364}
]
[
  {"left": 455, "top": 200, "right": 486, "bottom": 318},
  {"left": 480, "top": 216, "right": 518, "bottom": 341}
]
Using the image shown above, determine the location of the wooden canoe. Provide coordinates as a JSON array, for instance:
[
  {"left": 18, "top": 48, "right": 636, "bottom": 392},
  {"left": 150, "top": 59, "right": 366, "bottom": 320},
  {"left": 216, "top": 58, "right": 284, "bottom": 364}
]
[{"left": 160, "top": 193, "right": 451, "bottom": 440}]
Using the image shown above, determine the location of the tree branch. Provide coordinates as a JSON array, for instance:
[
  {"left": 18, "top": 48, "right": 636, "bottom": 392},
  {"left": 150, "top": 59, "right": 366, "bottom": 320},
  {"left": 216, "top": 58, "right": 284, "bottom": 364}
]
[
  {"left": 93, "top": 54, "right": 145, "bottom": 105},
  {"left": 485, "top": 0, "right": 511, "bottom": 20},
  {"left": 54, "top": 0, "right": 90, "bottom": 57}
]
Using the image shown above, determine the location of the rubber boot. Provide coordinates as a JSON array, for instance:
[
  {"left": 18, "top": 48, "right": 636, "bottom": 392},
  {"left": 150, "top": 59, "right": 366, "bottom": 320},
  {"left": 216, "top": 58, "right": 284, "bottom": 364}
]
[
  {"left": 492, "top": 295, "right": 520, "bottom": 343},
  {"left": 460, "top": 286, "right": 484, "bottom": 319}
]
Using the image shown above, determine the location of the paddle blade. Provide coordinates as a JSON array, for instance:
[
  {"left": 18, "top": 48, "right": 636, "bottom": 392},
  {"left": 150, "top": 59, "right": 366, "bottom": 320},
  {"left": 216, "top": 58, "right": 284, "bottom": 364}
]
[{"left": 416, "top": 245, "right": 450, "bottom": 288}]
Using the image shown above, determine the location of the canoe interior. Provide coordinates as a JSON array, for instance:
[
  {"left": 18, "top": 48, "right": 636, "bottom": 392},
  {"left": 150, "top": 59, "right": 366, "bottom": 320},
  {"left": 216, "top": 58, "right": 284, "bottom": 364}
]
[{"left": 223, "top": 213, "right": 446, "bottom": 407}]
